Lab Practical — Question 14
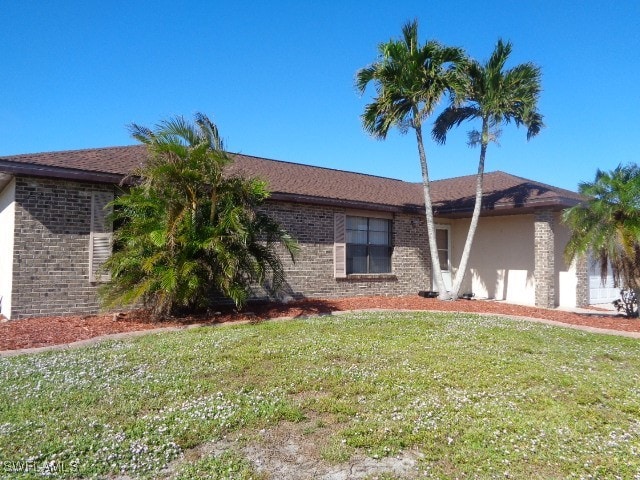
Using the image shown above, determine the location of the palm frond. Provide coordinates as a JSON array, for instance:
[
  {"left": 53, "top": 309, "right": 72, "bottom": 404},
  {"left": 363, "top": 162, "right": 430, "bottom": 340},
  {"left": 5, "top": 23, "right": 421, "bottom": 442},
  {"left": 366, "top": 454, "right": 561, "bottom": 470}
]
[
  {"left": 486, "top": 39, "right": 512, "bottom": 78},
  {"left": 356, "top": 19, "right": 467, "bottom": 139},
  {"left": 128, "top": 123, "right": 155, "bottom": 145},
  {"left": 439, "top": 39, "right": 544, "bottom": 147},
  {"left": 563, "top": 163, "right": 640, "bottom": 290},
  {"left": 401, "top": 19, "right": 420, "bottom": 53},
  {"left": 432, "top": 106, "right": 479, "bottom": 144},
  {"left": 194, "top": 112, "right": 225, "bottom": 151},
  {"left": 100, "top": 113, "right": 298, "bottom": 317}
]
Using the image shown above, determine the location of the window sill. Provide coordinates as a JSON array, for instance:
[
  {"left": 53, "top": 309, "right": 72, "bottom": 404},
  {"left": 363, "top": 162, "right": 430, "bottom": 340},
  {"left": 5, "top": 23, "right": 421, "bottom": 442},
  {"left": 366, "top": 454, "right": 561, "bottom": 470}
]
[{"left": 338, "top": 274, "right": 398, "bottom": 282}]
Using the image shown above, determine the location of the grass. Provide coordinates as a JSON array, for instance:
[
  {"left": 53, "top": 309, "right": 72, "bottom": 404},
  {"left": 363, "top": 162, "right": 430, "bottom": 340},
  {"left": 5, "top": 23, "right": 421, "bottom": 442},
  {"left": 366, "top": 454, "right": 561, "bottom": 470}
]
[{"left": 0, "top": 311, "right": 639, "bottom": 478}]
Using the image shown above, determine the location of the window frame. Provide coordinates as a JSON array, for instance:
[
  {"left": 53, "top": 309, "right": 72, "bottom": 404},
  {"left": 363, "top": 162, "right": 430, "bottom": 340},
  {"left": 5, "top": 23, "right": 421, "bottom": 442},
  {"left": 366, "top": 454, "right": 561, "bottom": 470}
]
[
  {"left": 345, "top": 215, "right": 393, "bottom": 274},
  {"left": 435, "top": 224, "right": 451, "bottom": 273}
]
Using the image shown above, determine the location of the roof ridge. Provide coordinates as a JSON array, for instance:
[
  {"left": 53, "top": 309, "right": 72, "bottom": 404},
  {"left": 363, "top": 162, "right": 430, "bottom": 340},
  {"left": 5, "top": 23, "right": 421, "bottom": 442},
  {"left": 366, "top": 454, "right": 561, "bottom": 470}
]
[
  {"left": 430, "top": 170, "right": 503, "bottom": 183},
  {"left": 431, "top": 170, "right": 580, "bottom": 195},
  {"left": 493, "top": 170, "right": 579, "bottom": 195}
]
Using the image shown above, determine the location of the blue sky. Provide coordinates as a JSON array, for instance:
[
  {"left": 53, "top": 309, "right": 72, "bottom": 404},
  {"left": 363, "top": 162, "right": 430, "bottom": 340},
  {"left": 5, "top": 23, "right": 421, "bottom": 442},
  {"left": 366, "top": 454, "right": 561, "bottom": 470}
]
[{"left": 1, "top": 1, "right": 639, "bottom": 191}]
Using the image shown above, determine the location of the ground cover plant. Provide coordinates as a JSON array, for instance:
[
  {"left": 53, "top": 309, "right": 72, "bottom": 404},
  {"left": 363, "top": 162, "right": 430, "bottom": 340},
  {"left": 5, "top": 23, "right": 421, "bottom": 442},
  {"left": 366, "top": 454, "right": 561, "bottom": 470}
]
[{"left": 1, "top": 312, "right": 639, "bottom": 479}]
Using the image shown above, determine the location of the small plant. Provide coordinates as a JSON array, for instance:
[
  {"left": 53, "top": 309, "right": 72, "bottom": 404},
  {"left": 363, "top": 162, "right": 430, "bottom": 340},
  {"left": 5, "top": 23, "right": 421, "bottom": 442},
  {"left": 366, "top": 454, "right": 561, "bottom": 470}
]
[
  {"left": 175, "top": 451, "right": 266, "bottom": 480},
  {"left": 613, "top": 289, "right": 639, "bottom": 317}
]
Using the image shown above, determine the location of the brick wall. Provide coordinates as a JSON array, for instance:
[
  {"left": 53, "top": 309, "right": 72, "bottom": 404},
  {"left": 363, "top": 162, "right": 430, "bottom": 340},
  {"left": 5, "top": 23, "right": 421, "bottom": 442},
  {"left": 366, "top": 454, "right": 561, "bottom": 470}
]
[
  {"left": 11, "top": 177, "right": 114, "bottom": 319},
  {"left": 9, "top": 179, "right": 432, "bottom": 318},
  {"left": 575, "top": 254, "right": 589, "bottom": 307},
  {"left": 534, "top": 209, "right": 555, "bottom": 308},
  {"left": 258, "top": 201, "right": 431, "bottom": 298}
]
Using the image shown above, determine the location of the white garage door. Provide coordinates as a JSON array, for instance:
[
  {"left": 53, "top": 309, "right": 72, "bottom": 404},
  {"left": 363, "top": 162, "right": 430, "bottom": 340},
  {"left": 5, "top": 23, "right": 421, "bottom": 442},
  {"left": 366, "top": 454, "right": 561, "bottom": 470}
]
[{"left": 588, "top": 259, "right": 619, "bottom": 304}]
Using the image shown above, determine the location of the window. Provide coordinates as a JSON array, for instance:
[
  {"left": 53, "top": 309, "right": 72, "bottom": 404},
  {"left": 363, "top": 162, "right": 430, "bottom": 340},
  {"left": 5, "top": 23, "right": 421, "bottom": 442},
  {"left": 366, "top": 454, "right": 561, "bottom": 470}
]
[
  {"left": 436, "top": 227, "right": 449, "bottom": 271},
  {"left": 346, "top": 216, "right": 392, "bottom": 274}
]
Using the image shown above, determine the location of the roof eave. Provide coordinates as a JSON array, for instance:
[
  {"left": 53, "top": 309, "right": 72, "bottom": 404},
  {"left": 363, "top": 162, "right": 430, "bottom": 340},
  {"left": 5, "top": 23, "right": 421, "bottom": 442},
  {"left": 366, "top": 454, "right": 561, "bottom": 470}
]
[
  {"left": 0, "top": 160, "right": 130, "bottom": 185},
  {"left": 434, "top": 197, "right": 582, "bottom": 218},
  {"left": 0, "top": 172, "right": 13, "bottom": 191},
  {"left": 268, "top": 192, "right": 423, "bottom": 214}
]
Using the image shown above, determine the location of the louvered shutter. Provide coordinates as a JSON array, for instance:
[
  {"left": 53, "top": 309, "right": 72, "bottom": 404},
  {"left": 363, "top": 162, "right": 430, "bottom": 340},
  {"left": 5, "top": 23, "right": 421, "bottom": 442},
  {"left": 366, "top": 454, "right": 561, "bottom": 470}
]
[
  {"left": 89, "top": 190, "right": 114, "bottom": 283},
  {"left": 334, "top": 213, "right": 346, "bottom": 278}
]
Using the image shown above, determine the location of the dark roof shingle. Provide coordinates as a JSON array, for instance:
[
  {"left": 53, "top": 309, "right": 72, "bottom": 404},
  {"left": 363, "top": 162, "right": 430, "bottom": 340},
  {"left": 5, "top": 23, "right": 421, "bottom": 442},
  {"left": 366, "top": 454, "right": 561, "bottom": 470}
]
[
  {"left": 0, "top": 145, "right": 582, "bottom": 215},
  {"left": 430, "top": 171, "right": 584, "bottom": 216}
]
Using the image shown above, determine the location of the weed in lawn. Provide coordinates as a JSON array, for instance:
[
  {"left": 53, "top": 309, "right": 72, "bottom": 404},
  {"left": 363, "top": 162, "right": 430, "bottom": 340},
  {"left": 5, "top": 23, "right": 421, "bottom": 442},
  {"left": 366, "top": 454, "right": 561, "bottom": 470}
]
[
  {"left": 320, "top": 438, "right": 353, "bottom": 463},
  {"left": 1, "top": 311, "right": 639, "bottom": 478},
  {"left": 174, "top": 450, "right": 266, "bottom": 480}
]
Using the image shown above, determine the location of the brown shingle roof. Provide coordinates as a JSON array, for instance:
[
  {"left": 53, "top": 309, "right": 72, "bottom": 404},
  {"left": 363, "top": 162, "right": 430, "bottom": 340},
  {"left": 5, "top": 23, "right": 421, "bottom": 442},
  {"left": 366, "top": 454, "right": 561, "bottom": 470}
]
[
  {"left": 0, "top": 145, "right": 582, "bottom": 215},
  {"left": 430, "top": 171, "right": 584, "bottom": 216},
  {"left": 0, "top": 145, "right": 147, "bottom": 175},
  {"left": 229, "top": 154, "right": 424, "bottom": 211}
]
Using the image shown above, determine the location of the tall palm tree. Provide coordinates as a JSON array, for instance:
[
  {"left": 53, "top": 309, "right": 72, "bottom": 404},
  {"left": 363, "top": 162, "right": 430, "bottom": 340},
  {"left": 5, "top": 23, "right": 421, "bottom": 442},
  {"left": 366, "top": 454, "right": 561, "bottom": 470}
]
[
  {"left": 564, "top": 164, "right": 640, "bottom": 316},
  {"left": 356, "top": 19, "right": 466, "bottom": 298},
  {"left": 100, "top": 113, "right": 298, "bottom": 317},
  {"left": 432, "top": 39, "right": 543, "bottom": 299}
]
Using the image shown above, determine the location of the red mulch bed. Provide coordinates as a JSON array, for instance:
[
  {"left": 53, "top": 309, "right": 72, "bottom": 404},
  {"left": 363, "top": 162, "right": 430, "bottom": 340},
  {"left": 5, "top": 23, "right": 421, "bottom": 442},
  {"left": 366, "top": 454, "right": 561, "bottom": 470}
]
[{"left": 1, "top": 296, "right": 637, "bottom": 352}]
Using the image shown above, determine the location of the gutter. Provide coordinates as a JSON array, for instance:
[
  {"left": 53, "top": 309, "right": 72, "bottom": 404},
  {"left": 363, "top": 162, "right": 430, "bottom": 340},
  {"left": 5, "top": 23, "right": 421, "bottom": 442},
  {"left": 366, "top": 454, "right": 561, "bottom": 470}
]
[
  {"left": 433, "top": 196, "right": 582, "bottom": 217},
  {"left": 0, "top": 161, "right": 128, "bottom": 185},
  {"left": 0, "top": 161, "right": 423, "bottom": 214},
  {"left": 0, "top": 160, "right": 582, "bottom": 217},
  {"left": 268, "top": 192, "right": 423, "bottom": 214}
]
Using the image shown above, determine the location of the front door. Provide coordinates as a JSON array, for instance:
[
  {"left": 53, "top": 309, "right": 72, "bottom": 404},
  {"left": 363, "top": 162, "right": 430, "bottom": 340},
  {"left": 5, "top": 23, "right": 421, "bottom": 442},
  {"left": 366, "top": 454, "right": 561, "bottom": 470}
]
[{"left": 434, "top": 225, "right": 452, "bottom": 292}]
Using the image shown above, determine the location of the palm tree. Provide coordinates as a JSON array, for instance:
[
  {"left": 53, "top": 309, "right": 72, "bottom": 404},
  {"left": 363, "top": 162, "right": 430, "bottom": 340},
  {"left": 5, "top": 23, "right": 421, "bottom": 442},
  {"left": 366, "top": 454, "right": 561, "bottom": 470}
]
[
  {"left": 100, "top": 113, "right": 298, "bottom": 317},
  {"left": 356, "top": 19, "right": 466, "bottom": 299},
  {"left": 432, "top": 39, "right": 543, "bottom": 299},
  {"left": 564, "top": 164, "right": 640, "bottom": 316}
]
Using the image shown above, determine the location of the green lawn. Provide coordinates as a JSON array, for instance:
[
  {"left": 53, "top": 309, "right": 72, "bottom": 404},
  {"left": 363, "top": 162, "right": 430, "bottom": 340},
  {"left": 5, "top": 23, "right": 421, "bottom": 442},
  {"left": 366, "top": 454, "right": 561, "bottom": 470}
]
[{"left": 1, "top": 312, "right": 639, "bottom": 479}]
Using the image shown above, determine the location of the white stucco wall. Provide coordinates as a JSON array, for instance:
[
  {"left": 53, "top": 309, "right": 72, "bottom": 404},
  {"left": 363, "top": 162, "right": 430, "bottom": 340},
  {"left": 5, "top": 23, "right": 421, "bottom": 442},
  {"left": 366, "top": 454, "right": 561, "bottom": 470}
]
[
  {"left": 554, "top": 212, "right": 576, "bottom": 308},
  {"left": 442, "top": 212, "right": 576, "bottom": 307},
  {"left": 0, "top": 178, "right": 16, "bottom": 318},
  {"left": 449, "top": 215, "right": 536, "bottom": 305}
]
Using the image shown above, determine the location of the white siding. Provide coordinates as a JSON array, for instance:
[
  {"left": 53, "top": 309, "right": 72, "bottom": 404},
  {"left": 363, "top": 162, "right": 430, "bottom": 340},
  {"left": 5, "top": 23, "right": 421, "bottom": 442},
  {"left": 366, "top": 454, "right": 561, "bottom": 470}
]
[{"left": 0, "top": 178, "right": 15, "bottom": 318}]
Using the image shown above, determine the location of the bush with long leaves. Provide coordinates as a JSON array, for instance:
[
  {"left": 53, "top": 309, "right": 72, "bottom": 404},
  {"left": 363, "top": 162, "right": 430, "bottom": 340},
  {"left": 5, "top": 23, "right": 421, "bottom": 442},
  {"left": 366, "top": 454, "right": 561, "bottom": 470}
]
[
  {"left": 100, "top": 113, "right": 298, "bottom": 317},
  {"left": 564, "top": 164, "right": 640, "bottom": 317}
]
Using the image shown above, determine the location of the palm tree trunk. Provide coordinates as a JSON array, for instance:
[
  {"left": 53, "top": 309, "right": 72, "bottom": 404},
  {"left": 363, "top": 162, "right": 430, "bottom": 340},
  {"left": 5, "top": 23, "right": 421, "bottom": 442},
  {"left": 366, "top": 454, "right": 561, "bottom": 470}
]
[
  {"left": 415, "top": 124, "right": 449, "bottom": 299},
  {"left": 450, "top": 120, "right": 488, "bottom": 299}
]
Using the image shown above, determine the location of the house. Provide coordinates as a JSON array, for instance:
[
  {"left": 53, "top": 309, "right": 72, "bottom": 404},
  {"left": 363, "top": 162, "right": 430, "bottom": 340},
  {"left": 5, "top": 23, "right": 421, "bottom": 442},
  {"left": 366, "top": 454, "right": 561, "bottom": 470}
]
[{"left": 0, "top": 145, "right": 590, "bottom": 320}]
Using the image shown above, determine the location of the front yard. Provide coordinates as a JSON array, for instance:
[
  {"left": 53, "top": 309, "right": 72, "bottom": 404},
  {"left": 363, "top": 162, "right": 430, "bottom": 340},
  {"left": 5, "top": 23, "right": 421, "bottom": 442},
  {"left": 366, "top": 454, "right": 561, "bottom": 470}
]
[{"left": 1, "top": 311, "right": 639, "bottom": 479}]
